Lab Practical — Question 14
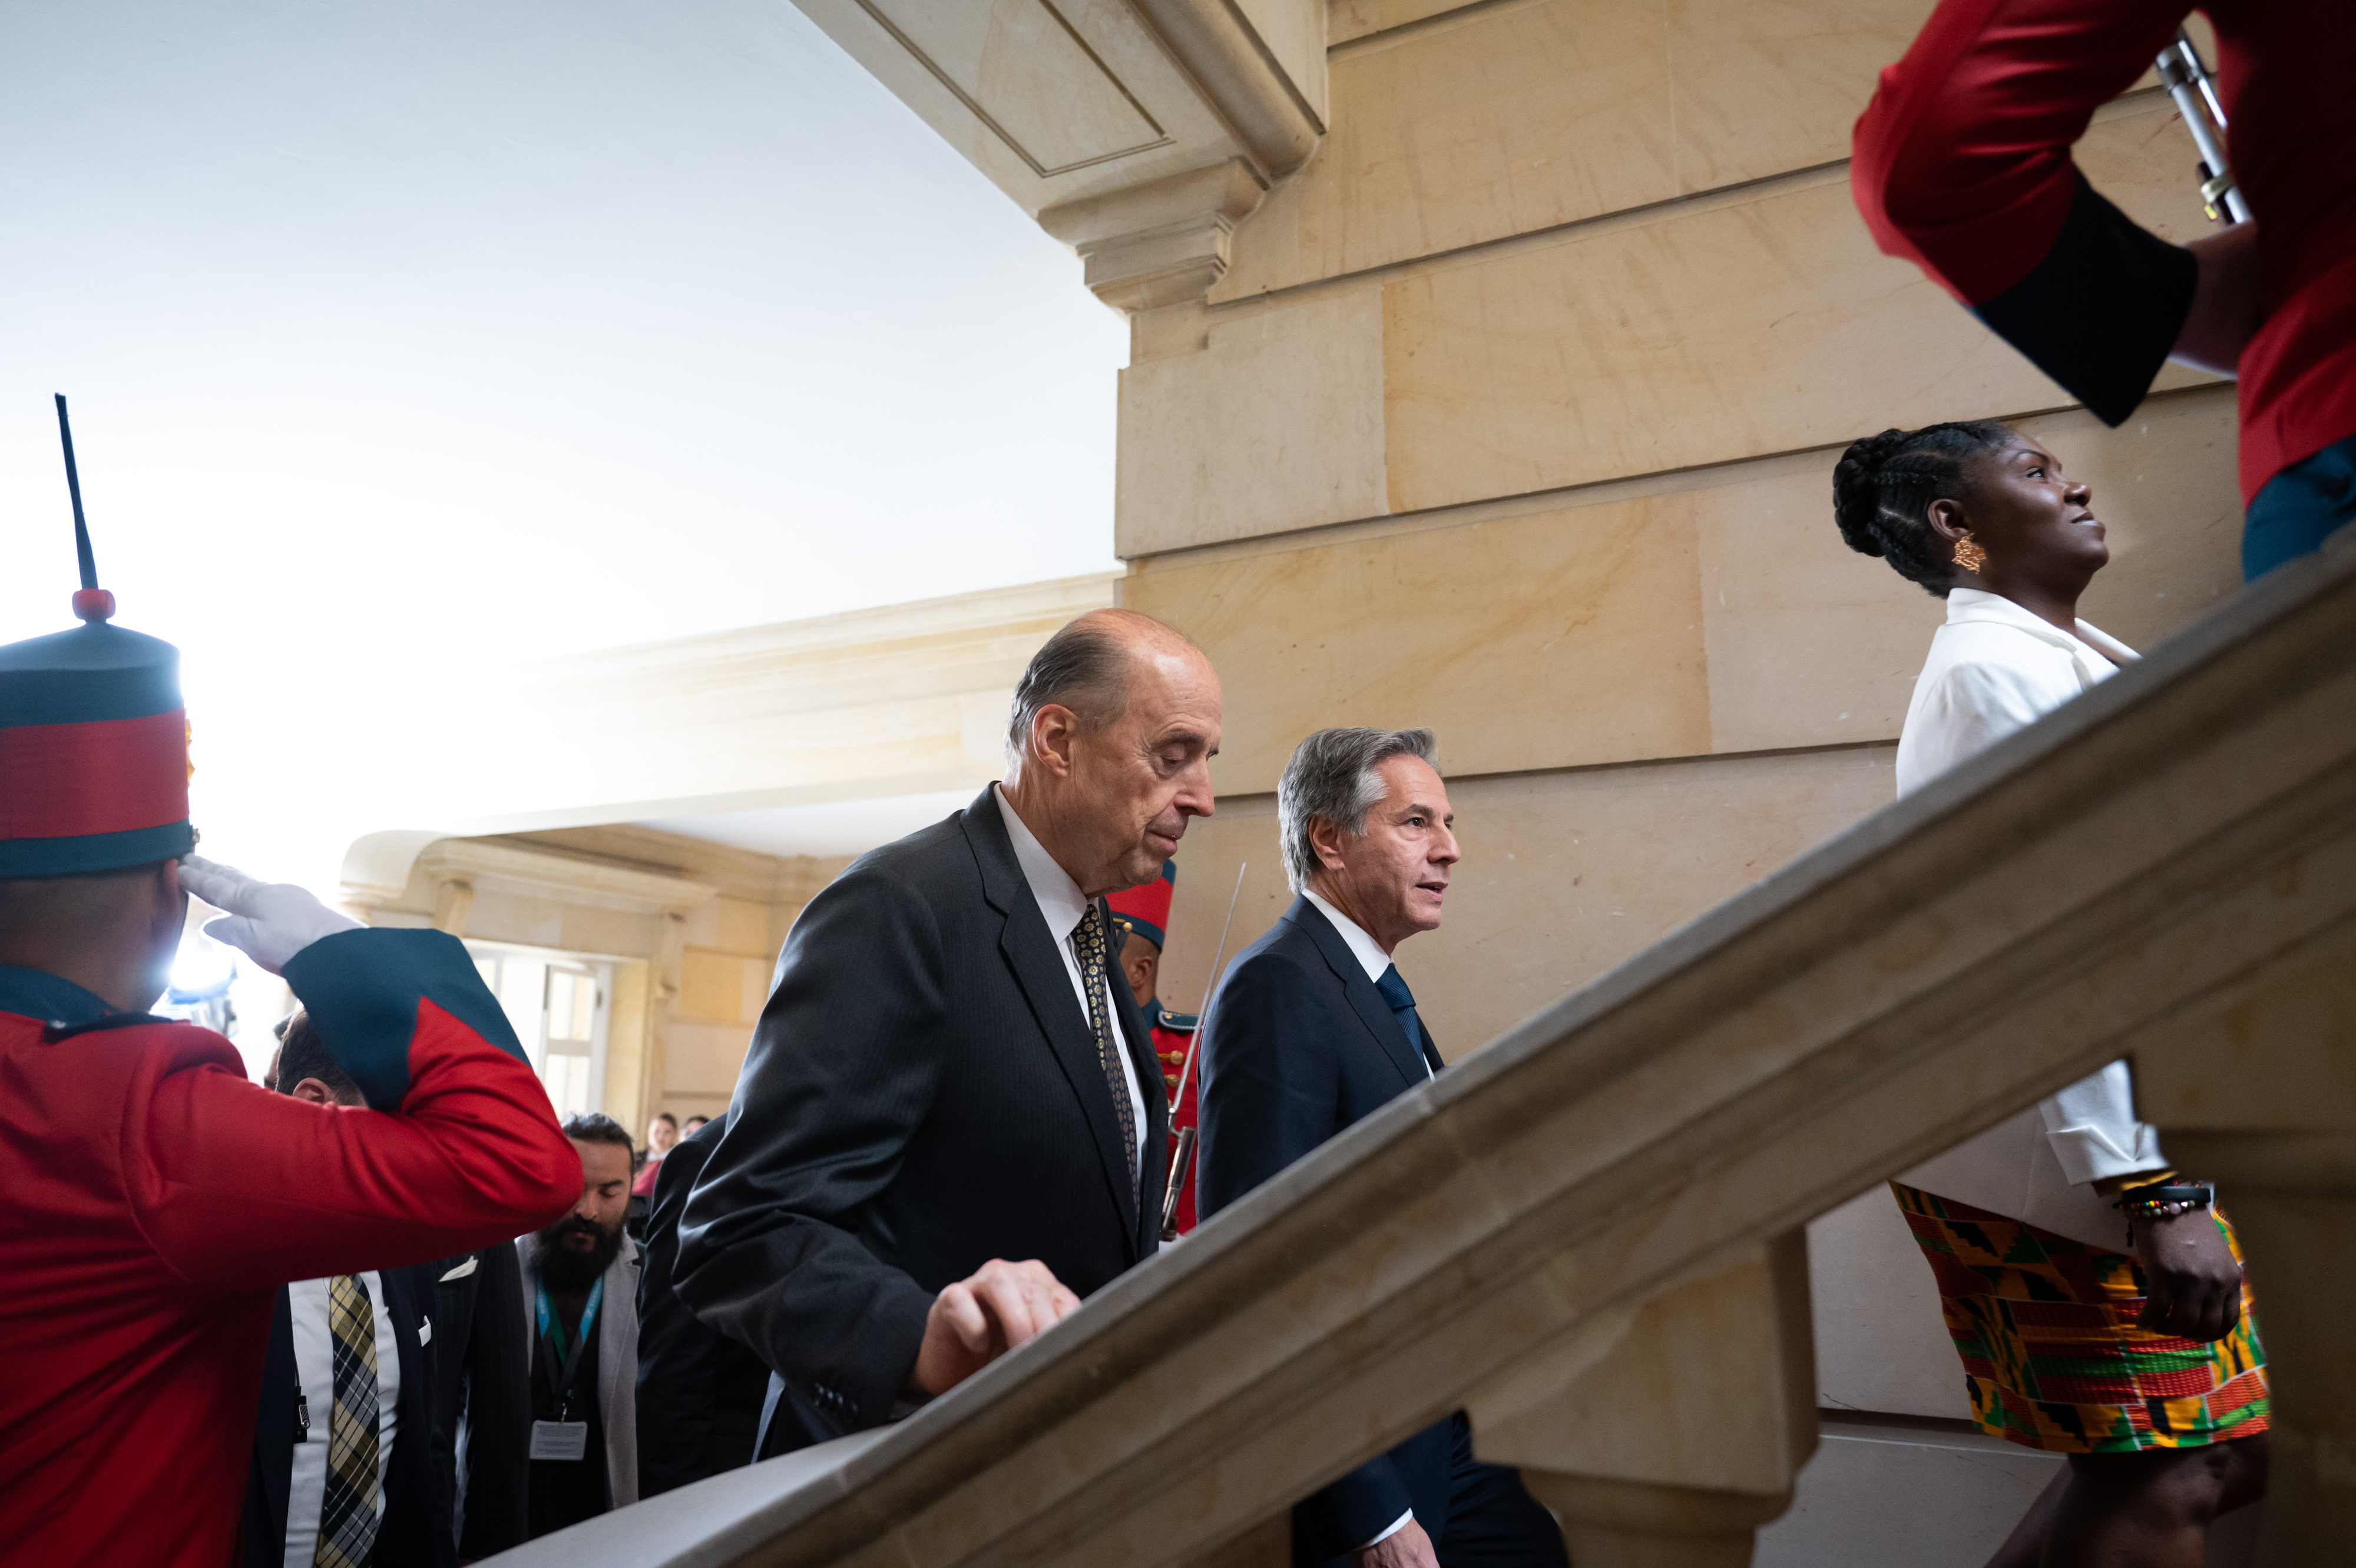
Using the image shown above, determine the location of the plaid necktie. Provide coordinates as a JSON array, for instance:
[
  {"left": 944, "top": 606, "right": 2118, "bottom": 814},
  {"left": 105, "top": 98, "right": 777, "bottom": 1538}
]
[
  {"left": 315, "top": 1275, "right": 381, "bottom": 1568},
  {"left": 1074, "top": 905, "right": 1141, "bottom": 1201}
]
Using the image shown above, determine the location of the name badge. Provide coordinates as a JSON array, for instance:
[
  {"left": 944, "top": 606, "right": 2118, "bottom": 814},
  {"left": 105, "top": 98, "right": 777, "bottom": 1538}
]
[{"left": 531, "top": 1420, "right": 590, "bottom": 1461}]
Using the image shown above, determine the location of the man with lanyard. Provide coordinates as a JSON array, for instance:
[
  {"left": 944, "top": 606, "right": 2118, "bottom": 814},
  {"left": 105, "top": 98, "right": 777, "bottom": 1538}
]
[
  {"left": 0, "top": 412, "right": 582, "bottom": 1566},
  {"left": 517, "top": 1112, "right": 641, "bottom": 1539}
]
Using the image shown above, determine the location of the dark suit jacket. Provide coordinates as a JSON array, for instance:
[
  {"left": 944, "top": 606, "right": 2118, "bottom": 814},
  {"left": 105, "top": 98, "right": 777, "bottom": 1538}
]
[
  {"left": 240, "top": 1265, "right": 455, "bottom": 1568},
  {"left": 637, "top": 1117, "right": 773, "bottom": 1494},
  {"left": 1198, "top": 896, "right": 1449, "bottom": 1566},
  {"left": 676, "top": 785, "right": 1169, "bottom": 1439},
  {"left": 425, "top": 1240, "right": 532, "bottom": 1562}
]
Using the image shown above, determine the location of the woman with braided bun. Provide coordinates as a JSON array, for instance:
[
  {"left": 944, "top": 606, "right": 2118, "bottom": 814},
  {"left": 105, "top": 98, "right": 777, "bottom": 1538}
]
[{"left": 1834, "top": 422, "right": 2270, "bottom": 1567}]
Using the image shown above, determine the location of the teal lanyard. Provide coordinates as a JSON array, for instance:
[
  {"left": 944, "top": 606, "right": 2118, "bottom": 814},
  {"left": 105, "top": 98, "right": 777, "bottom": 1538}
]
[{"left": 534, "top": 1275, "right": 604, "bottom": 1415}]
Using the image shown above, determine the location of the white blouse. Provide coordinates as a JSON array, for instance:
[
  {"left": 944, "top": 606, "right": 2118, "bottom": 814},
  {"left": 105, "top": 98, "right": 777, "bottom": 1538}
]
[{"left": 1892, "top": 589, "right": 2165, "bottom": 1249}]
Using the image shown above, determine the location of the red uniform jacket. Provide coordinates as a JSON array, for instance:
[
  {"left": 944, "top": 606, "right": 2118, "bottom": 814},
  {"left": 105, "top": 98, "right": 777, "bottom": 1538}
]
[
  {"left": 0, "top": 927, "right": 580, "bottom": 1568},
  {"left": 1852, "top": 0, "right": 2356, "bottom": 502},
  {"left": 1150, "top": 1005, "right": 1200, "bottom": 1235}
]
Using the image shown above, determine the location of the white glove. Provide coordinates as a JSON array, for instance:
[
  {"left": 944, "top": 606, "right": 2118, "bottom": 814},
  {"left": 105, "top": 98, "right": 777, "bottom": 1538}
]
[{"left": 179, "top": 855, "right": 365, "bottom": 975}]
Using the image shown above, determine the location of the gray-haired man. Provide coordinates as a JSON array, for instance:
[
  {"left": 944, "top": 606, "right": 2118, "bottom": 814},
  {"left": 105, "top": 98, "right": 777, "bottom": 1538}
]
[{"left": 1199, "top": 729, "right": 1564, "bottom": 1568}]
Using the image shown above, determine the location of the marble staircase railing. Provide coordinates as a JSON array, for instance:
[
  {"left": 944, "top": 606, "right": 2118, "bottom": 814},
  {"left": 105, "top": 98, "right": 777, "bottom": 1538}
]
[{"left": 495, "top": 532, "right": 2356, "bottom": 1568}]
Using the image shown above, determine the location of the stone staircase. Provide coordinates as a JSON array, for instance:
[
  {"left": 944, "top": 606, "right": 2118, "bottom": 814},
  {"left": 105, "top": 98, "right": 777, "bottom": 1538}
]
[{"left": 496, "top": 533, "right": 2356, "bottom": 1566}]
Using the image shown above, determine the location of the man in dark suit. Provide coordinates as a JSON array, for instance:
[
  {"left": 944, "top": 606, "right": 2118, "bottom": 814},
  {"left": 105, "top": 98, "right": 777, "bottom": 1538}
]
[
  {"left": 426, "top": 1239, "right": 530, "bottom": 1560},
  {"left": 677, "top": 608, "right": 1219, "bottom": 1435},
  {"left": 636, "top": 1115, "right": 774, "bottom": 1494},
  {"left": 1199, "top": 728, "right": 1565, "bottom": 1568},
  {"left": 241, "top": 1014, "right": 455, "bottom": 1568}
]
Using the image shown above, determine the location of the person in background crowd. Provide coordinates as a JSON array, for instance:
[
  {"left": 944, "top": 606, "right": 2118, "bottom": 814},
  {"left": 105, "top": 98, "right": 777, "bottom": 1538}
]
[
  {"left": 1201, "top": 728, "right": 1564, "bottom": 1568},
  {"left": 1106, "top": 858, "right": 1202, "bottom": 1234},
  {"left": 241, "top": 1014, "right": 452, "bottom": 1568},
  {"left": 1852, "top": 0, "right": 2356, "bottom": 580},
  {"left": 631, "top": 1113, "right": 679, "bottom": 1197},
  {"left": 426, "top": 1238, "right": 532, "bottom": 1561},
  {"left": 516, "top": 1113, "right": 642, "bottom": 1540},
  {"left": 677, "top": 610, "right": 1213, "bottom": 1443},
  {"left": 680, "top": 1114, "right": 708, "bottom": 1137},
  {"left": 1834, "top": 421, "right": 2268, "bottom": 1567},
  {"left": 636, "top": 1116, "right": 779, "bottom": 1496},
  {"left": 0, "top": 537, "right": 580, "bottom": 1568}
]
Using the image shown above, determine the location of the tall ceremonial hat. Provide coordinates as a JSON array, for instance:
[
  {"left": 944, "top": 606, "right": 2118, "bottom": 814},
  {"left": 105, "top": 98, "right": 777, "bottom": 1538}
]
[
  {"left": 0, "top": 396, "right": 195, "bottom": 876},
  {"left": 1106, "top": 856, "right": 1176, "bottom": 951}
]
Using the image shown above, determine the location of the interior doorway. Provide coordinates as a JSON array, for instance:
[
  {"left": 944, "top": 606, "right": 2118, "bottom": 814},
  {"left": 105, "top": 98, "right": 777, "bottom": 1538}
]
[{"left": 466, "top": 942, "right": 614, "bottom": 1124}]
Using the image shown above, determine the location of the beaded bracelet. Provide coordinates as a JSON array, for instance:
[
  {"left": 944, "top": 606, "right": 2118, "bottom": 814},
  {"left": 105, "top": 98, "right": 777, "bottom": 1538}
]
[{"left": 2113, "top": 1182, "right": 2213, "bottom": 1246}]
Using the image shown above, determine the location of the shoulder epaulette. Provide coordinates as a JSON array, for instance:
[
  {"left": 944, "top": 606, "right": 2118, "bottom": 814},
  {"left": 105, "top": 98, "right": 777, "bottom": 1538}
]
[
  {"left": 42, "top": 1012, "right": 168, "bottom": 1043},
  {"left": 1155, "top": 1008, "right": 1200, "bottom": 1033}
]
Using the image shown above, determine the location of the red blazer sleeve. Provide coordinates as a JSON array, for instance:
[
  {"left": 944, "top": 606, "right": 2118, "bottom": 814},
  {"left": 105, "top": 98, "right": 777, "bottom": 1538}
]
[
  {"left": 1853, "top": 0, "right": 2201, "bottom": 422},
  {"left": 126, "top": 928, "right": 580, "bottom": 1288}
]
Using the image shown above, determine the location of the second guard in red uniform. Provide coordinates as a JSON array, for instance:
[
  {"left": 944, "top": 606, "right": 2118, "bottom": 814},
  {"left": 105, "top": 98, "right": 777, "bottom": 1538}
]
[{"left": 1107, "top": 857, "right": 1200, "bottom": 1234}]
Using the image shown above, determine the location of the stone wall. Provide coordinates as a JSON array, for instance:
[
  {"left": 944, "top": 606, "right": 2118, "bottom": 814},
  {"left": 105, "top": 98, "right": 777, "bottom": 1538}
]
[{"left": 1114, "top": 1, "right": 2246, "bottom": 1557}]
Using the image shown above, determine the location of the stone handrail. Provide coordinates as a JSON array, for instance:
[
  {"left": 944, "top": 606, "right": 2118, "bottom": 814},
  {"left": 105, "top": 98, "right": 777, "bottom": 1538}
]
[{"left": 496, "top": 534, "right": 2356, "bottom": 1566}]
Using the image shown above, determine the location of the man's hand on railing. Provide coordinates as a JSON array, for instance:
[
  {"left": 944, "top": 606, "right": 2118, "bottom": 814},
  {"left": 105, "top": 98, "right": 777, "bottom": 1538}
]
[
  {"left": 2134, "top": 1210, "right": 2246, "bottom": 1343},
  {"left": 910, "top": 1258, "right": 1082, "bottom": 1397},
  {"left": 1352, "top": 1517, "right": 1438, "bottom": 1568}
]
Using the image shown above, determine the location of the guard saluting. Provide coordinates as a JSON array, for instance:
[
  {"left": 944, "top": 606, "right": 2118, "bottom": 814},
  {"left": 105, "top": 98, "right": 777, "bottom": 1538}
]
[
  {"left": 0, "top": 398, "right": 581, "bottom": 1566},
  {"left": 1106, "top": 858, "right": 1200, "bottom": 1233}
]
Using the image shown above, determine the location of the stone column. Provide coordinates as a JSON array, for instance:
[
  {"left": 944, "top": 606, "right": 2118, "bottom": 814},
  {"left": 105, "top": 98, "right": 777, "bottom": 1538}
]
[
  {"left": 1465, "top": 1233, "right": 1816, "bottom": 1568},
  {"left": 2133, "top": 914, "right": 2356, "bottom": 1564},
  {"left": 1521, "top": 1476, "right": 1787, "bottom": 1568},
  {"left": 429, "top": 875, "right": 474, "bottom": 936},
  {"left": 2163, "top": 1130, "right": 2356, "bottom": 1563}
]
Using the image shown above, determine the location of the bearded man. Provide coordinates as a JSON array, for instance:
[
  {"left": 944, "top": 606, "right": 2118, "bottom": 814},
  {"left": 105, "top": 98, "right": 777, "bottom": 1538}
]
[{"left": 512, "top": 1113, "right": 641, "bottom": 1540}]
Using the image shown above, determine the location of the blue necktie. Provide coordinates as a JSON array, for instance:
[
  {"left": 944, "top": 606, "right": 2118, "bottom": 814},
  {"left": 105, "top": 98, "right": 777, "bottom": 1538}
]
[{"left": 1375, "top": 965, "right": 1442, "bottom": 1077}]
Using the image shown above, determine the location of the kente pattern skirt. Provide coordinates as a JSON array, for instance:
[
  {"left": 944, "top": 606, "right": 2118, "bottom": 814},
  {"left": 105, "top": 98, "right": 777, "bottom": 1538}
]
[{"left": 1889, "top": 1182, "right": 2271, "bottom": 1454}]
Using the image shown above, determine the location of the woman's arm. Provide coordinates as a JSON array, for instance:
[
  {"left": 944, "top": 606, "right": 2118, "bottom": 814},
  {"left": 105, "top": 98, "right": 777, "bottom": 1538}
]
[{"left": 2134, "top": 1204, "right": 2245, "bottom": 1343}]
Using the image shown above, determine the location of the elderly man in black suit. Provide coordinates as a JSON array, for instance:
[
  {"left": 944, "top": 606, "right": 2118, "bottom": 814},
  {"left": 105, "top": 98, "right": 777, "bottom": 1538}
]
[
  {"left": 677, "top": 608, "right": 1218, "bottom": 1438},
  {"left": 1199, "top": 728, "right": 1565, "bottom": 1568}
]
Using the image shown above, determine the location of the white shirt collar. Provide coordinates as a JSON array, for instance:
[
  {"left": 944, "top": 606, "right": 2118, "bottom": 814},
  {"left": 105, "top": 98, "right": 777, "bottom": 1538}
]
[
  {"left": 1302, "top": 888, "right": 1393, "bottom": 983},
  {"left": 994, "top": 785, "right": 1090, "bottom": 942},
  {"left": 1945, "top": 587, "right": 2138, "bottom": 666}
]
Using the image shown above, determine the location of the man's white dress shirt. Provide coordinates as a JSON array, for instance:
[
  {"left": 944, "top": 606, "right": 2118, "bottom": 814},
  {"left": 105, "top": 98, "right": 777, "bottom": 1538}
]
[
  {"left": 1306, "top": 888, "right": 1429, "bottom": 1548},
  {"left": 1892, "top": 588, "right": 2164, "bottom": 1248},
  {"left": 994, "top": 787, "right": 1150, "bottom": 1165},
  {"left": 282, "top": 1271, "right": 402, "bottom": 1568}
]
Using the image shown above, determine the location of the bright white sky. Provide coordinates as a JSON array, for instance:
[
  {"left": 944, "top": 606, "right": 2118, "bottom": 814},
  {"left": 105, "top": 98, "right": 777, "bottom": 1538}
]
[{"left": 0, "top": 0, "right": 1127, "bottom": 881}]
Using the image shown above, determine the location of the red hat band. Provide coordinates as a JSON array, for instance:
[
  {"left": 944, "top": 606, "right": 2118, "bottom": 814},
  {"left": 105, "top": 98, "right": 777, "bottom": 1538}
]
[{"left": 1105, "top": 858, "right": 1176, "bottom": 951}]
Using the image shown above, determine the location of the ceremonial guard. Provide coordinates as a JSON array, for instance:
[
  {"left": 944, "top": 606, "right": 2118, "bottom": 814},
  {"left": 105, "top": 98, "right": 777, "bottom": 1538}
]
[
  {"left": 0, "top": 401, "right": 581, "bottom": 1566},
  {"left": 1107, "top": 858, "right": 1200, "bottom": 1233}
]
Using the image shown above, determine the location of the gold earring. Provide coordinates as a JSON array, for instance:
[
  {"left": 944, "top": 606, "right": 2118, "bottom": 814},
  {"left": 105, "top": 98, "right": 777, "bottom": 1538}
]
[{"left": 1953, "top": 534, "right": 1988, "bottom": 573}]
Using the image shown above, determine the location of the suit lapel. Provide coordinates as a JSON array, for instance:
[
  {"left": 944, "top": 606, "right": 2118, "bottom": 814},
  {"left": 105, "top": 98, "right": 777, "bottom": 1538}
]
[
  {"left": 963, "top": 790, "right": 1144, "bottom": 1254},
  {"left": 1289, "top": 897, "right": 1428, "bottom": 1091},
  {"left": 514, "top": 1238, "right": 535, "bottom": 1349},
  {"left": 381, "top": 1266, "right": 420, "bottom": 1397},
  {"left": 260, "top": 1286, "right": 297, "bottom": 1536}
]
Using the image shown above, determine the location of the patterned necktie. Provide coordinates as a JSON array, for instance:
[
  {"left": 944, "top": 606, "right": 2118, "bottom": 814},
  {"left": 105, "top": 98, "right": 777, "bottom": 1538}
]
[
  {"left": 1074, "top": 905, "right": 1141, "bottom": 1201},
  {"left": 315, "top": 1275, "right": 381, "bottom": 1568},
  {"left": 1376, "top": 964, "right": 1443, "bottom": 1077}
]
